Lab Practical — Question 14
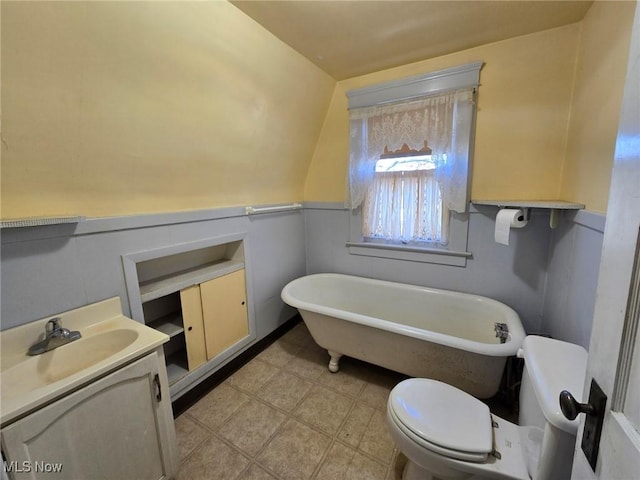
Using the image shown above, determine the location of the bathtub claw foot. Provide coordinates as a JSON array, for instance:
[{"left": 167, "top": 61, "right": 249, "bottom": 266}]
[{"left": 327, "top": 350, "right": 342, "bottom": 373}]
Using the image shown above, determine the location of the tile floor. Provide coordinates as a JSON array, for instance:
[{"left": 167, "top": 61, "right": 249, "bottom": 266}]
[{"left": 174, "top": 321, "right": 514, "bottom": 480}]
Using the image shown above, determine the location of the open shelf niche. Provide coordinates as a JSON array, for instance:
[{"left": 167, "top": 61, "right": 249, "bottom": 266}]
[{"left": 122, "top": 234, "right": 253, "bottom": 398}]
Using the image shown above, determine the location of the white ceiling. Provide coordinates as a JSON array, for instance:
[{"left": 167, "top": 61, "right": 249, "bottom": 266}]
[{"left": 231, "top": 0, "right": 594, "bottom": 80}]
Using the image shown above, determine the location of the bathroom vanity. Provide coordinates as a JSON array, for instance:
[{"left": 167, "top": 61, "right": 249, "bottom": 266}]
[{"left": 0, "top": 298, "right": 178, "bottom": 480}]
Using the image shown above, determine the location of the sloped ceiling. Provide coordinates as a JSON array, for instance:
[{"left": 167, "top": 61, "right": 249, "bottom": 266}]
[{"left": 231, "top": 0, "right": 593, "bottom": 80}]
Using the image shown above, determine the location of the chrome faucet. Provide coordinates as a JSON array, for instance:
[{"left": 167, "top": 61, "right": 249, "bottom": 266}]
[
  {"left": 27, "top": 317, "right": 82, "bottom": 355},
  {"left": 494, "top": 322, "right": 509, "bottom": 344}
]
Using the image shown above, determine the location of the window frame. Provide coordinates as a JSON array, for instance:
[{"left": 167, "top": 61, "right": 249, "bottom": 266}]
[
  {"left": 347, "top": 208, "right": 471, "bottom": 267},
  {"left": 345, "top": 62, "right": 482, "bottom": 267}
]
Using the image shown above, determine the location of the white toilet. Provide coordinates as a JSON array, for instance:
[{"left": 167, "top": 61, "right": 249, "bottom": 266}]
[{"left": 386, "top": 335, "right": 588, "bottom": 480}]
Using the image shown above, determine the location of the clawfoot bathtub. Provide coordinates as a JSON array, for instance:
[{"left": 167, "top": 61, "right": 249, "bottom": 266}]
[{"left": 281, "top": 274, "right": 525, "bottom": 398}]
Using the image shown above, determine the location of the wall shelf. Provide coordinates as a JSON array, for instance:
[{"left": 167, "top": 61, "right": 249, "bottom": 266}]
[
  {"left": 472, "top": 200, "right": 585, "bottom": 228},
  {"left": 139, "top": 259, "right": 244, "bottom": 303},
  {"left": 472, "top": 200, "right": 585, "bottom": 209}
]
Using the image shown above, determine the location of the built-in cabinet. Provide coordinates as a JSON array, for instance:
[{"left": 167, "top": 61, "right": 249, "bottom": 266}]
[
  {"left": 1, "top": 351, "right": 176, "bottom": 480},
  {"left": 123, "top": 234, "right": 254, "bottom": 400},
  {"left": 177, "top": 269, "right": 249, "bottom": 373},
  {"left": 182, "top": 269, "right": 249, "bottom": 367}
]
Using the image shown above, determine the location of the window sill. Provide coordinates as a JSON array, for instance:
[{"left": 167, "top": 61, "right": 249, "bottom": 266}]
[{"left": 346, "top": 241, "right": 471, "bottom": 266}]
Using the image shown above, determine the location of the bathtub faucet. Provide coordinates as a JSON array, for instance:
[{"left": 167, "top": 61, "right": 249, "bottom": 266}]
[{"left": 494, "top": 323, "right": 509, "bottom": 344}]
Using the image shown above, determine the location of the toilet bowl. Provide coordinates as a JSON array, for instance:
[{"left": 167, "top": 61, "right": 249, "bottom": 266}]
[
  {"left": 387, "top": 379, "right": 530, "bottom": 480},
  {"left": 386, "top": 336, "right": 588, "bottom": 480}
]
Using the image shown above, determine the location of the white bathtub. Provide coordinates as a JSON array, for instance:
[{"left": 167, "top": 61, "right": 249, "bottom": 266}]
[{"left": 281, "top": 273, "right": 525, "bottom": 398}]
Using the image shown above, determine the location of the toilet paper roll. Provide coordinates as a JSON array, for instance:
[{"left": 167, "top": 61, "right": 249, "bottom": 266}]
[{"left": 495, "top": 208, "right": 528, "bottom": 246}]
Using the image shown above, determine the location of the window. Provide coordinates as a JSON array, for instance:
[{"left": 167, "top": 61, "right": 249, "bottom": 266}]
[
  {"left": 346, "top": 62, "right": 482, "bottom": 265},
  {"left": 364, "top": 147, "right": 447, "bottom": 245}
]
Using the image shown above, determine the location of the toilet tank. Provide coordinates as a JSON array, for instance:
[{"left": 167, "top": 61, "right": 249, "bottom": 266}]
[
  {"left": 518, "top": 336, "right": 588, "bottom": 480},
  {"left": 519, "top": 336, "right": 588, "bottom": 432}
]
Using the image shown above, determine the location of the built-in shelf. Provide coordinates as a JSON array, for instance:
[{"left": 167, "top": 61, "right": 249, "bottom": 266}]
[
  {"left": 472, "top": 199, "right": 585, "bottom": 228},
  {"left": 122, "top": 234, "right": 254, "bottom": 401},
  {"left": 472, "top": 200, "right": 585, "bottom": 209},
  {"left": 139, "top": 259, "right": 244, "bottom": 303},
  {"left": 149, "top": 313, "right": 184, "bottom": 338},
  {"left": 166, "top": 352, "right": 188, "bottom": 385}
]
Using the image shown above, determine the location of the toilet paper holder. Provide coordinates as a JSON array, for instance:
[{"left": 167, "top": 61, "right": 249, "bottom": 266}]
[{"left": 510, "top": 207, "right": 531, "bottom": 223}]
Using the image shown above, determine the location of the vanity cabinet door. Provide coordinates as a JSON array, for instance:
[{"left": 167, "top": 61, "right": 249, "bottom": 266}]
[
  {"left": 201, "top": 268, "right": 249, "bottom": 360},
  {"left": 1, "top": 352, "right": 175, "bottom": 480}
]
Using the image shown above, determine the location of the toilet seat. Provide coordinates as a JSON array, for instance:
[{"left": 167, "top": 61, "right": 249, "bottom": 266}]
[{"left": 388, "top": 379, "right": 493, "bottom": 462}]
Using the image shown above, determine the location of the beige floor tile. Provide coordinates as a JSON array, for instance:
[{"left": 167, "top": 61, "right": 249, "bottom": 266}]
[
  {"left": 174, "top": 328, "right": 515, "bottom": 480},
  {"left": 174, "top": 413, "right": 211, "bottom": 461},
  {"left": 359, "top": 378, "right": 399, "bottom": 411},
  {"left": 386, "top": 451, "right": 407, "bottom": 480},
  {"left": 175, "top": 332, "right": 420, "bottom": 480},
  {"left": 226, "top": 358, "right": 280, "bottom": 394},
  {"left": 237, "top": 463, "right": 279, "bottom": 480},
  {"left": 358, "top": 409, "right": 396, "bottom": 465},
  {"left": 257, "top": 418, "right": 331, "bottom": 480},
  {"left": 256, "top": 339, "right": 302, "bottom": 368},
  {"left": 317, "top": 360, "right": 368, "bottom": 398},
  {"left": 337, "top": 401, "right": 376, "bottom": 448},
  {"left": 315, "top": 442, "right": 387, "bottom": 480},
  {"left": 284, "top": 343, "right": 328, "bottom": 381},
  {"left": 280, "top": 322, "right": 316, "bottom": 348},
  {"left": 294, "top": 385, "right": 353, "bottom": 435},
  {"left": 256, "top": 370, "right": 313, "bottom": 412},
  {"left": 217, "top": 399, "right": 287, "bottom": 456},
  {"left": 177, "top": 435, "right": 249, "bottom": 480},
  {"left": 187, "top": 383, "right": 250, "bottom": 429}
]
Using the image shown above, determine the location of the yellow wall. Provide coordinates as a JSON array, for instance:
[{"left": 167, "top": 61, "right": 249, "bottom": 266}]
[
  {"left": 305, "top": 2, "right": 636, "bottom": 212},
  {"left": 2, "top": 1, "right": 633, "bottom": 219},
  {"left": 304, "top": 25, "right": 581, "bottom": 203},
  {"left": 559, "top": 1, "right": 635, "bottom": 214},
  {"left": 0, "top": 1, "right": 335, "bottom": 219}
]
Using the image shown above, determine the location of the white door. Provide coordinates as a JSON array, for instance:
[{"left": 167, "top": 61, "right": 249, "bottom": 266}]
[{"left": 570, "top": 2, "right": 640, "bottom": 478}]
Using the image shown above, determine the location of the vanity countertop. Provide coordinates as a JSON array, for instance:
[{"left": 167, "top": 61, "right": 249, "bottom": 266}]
[{"left": 0, "top": 297, "right": 168, "bottom": 426}]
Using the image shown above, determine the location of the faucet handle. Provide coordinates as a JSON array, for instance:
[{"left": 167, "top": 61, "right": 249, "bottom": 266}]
[{"left": 46, "top": 317, "right": 62, "bottom": 335}]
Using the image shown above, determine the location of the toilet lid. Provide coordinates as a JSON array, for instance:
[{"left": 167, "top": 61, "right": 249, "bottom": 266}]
[{"left": 389, "top": 379, "right": 493, "bottom": 458}]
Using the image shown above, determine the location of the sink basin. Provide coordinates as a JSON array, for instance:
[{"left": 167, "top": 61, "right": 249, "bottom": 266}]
[
  {"left": 37, "top": 329, "right": 139, "bottom": 383},
  {"left": 2, "top": 329, "right": 139, "bottom": 396},
  {"left": 0, "top": 298, "right": 169, "bottom": 426}
]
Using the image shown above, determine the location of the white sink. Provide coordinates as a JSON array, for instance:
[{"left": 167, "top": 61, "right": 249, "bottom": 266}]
[
  {"left": 3, "top": 329, "right": 139, "bottom": 393},
  {"left": 0, "top": 298, "right": 168, "bottom": 426}
]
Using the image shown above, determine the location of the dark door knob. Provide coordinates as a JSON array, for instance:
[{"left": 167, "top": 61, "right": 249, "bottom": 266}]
[{"left": 559, "top": 390, "right": 595, "bottom": 420}]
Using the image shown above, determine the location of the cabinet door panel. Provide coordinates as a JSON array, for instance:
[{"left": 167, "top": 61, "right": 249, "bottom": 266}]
[
  {"left": 1, "top": 353, "right": 171, "bottom": 480},
  {"left": 180, "top": 285, "right": 207, "bottom": 371},
  {"left": 201, "top": 269, "right": 248, "bottom": 360}
]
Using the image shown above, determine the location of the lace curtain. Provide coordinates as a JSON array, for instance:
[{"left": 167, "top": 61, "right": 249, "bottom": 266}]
[
  {"left": 347, "top": 88, "right": 474, "bottom": 214},
  {"left": 362, "top": 170, "right": 449, "bottom": 243}
]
